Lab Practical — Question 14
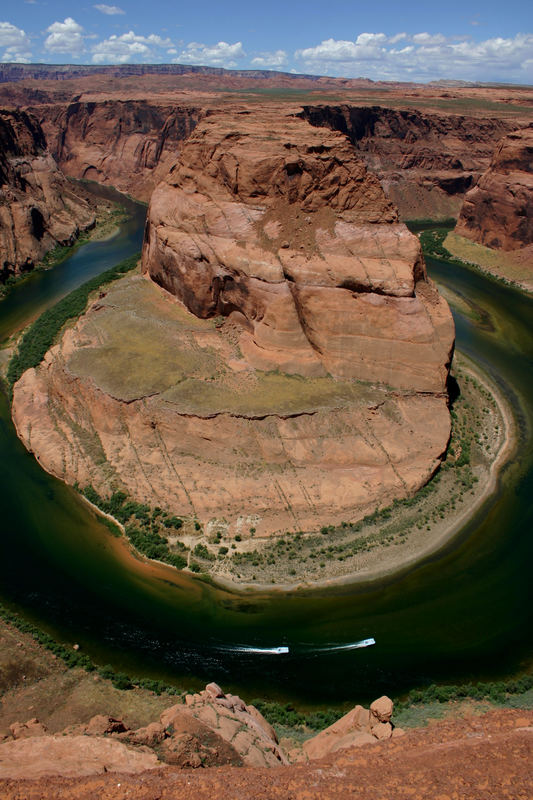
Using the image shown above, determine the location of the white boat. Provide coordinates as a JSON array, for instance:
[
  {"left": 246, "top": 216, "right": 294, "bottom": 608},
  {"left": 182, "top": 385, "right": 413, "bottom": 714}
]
[
  {"left": 231, "top": 645, "right": 289, "bottom": 655},
  {"left": 321, "top": 638, "right": 376, "bottom": 651}
]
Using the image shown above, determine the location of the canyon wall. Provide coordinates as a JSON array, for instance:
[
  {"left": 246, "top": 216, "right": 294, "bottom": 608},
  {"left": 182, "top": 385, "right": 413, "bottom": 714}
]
[
  {"left": 34, "top": 101, "right": 203, "bottom": 201},
  {"left": 0, "top": 109, "right": 95, "bottom": 279},
  {"left": 456, "top": 125, "right": 533, "bottom": 250},
  {"left": 300, "top": 105, "right": 513, "bottom": 220}
]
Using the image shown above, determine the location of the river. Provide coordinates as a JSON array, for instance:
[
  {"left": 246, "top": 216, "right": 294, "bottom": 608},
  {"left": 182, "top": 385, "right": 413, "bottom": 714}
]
[{"left": 0, "top": 206, "right": 531, "bottom": 706}]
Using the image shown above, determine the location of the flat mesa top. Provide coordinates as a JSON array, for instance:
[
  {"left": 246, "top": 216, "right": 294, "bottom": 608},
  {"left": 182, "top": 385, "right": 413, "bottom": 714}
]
[{"left": 66, "top": 272, "right": 381, "bottom": 416}]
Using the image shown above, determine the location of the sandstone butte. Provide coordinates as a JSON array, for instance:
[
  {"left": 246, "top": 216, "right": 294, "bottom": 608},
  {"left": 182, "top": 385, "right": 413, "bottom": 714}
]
[
  {"left": 0, "top": 109, "right": 95, "bottom": 279},
  {"left": 12, "top": 105, "right": 455, "bottom": 536},
  {"left": 456, "top": 124, "right": 533, "bottom": 251}
]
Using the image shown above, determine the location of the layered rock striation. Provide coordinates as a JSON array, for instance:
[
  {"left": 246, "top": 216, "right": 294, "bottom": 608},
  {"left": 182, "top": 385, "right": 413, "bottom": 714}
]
[
  {"left": 300, "top": 105, "right": 513, "bottom": 220},
  {"left": 143, "top": 107, "right": 453, "bottom": 392},
  {"left": 36, "top": 100, "right": 203, "bottom": 202},
  {"left": 0, "top": 109, "right": 95, "bottom": 279},
  {"left": 13, "top": 106, "right": 454, "bottom": 540},
  {"left": 456, "top": 125, "right": 533, "bottom": 250}
]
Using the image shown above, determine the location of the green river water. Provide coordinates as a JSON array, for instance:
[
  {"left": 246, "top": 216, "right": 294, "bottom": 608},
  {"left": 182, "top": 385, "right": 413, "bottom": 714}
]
[{"left": 0, "top": 206, "right": 531, "bottom": 706}]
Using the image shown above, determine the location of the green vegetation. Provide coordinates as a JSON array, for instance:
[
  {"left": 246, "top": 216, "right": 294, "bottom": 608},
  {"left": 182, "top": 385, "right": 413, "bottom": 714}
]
[
  {"left": 80, "top": 486, "right": 189, "bottom": 570},
  {"left": 251, "top": 673, "right": 533, "bottom": 734},
  {"left": 0, "top": 601, "right": 182, "bottom": 695},
  {"left": 251, "top": 699, "right": 342, "bottom": 731},
  {"left": 417, "top": 226, "right": 521, "bottom": 290},
  {"left": 7, "top": 254, "right": 139, "bottom": 390}
]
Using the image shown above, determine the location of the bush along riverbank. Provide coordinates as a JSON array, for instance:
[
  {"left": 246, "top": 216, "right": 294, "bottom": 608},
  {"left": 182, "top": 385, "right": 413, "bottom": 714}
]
[
  {"left": 80, "top": 486, "right": 192, "bottom": 572},
  {"left": 7, "top": 253, "right": 139, "bottom": 391},
  {"left": 417, "top": 226, "right": 525, "bottom": 292},
  {"left": 0, "top": 602, "right": 181, "bottom": 696}
]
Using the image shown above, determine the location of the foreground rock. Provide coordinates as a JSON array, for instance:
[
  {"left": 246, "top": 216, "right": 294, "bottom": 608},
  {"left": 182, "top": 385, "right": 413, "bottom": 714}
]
[
  {"left": 298, "top": 695, "right": 401, "bottom": 760},
  {"left": 1, "top": 701, "right": 531, "bottom": 797},
  {"left": 456, "top": 125, "right": 533, "bottom": 251},
  {"left": 0, "top": 684, "right": 400, "bottom": 779},
  {"left": 0, "top": 735, "right": 160, "bottom": 779},
  {"left": 0, "top": 108, "right": 95, "bottom": 280}
]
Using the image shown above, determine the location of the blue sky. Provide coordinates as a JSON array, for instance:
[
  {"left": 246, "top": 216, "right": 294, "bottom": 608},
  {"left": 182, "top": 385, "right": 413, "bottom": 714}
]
[{"left": 1, "top": 1, "right": 532, "bottom": 83}]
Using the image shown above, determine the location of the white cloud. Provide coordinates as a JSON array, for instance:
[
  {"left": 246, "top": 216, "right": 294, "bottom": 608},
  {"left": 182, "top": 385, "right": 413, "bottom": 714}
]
[
  {"left": 92, "top": 31, "right": 172, "bottom": 63},
  {"left": 294, "top": 31, "right": 533, "bottom": 82},
  {"left": 0, "top": 21, "right": 32, "bottom": 62},
  {"left": 388, "top": 32, "right": 408, "bottom": 45},
  {"left": 412, "top": 32, "right": 447, "bottom": 46},
  {"left": 44, "top": 17, "right": 84, "bottom": 54},
  {"left": 296, "top": 33, "right": 388, "bottom": 66},
  {"left": 174, "top": 41, "right": 245, "bottom": 67},
  {"left": 251, "top": 49, "right": 288, "bottom": 68},
  {"left": 93, "top": 4, "right": 125, "bottom": 14}
]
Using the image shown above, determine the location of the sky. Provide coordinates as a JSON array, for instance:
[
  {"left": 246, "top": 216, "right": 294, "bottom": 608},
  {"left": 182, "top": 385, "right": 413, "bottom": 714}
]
[{"left": 1, "top": 0, "right": 532, "bottom": 84}]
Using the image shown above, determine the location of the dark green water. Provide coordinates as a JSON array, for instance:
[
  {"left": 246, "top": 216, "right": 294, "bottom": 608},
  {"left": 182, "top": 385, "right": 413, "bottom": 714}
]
[{"left": 0, "top": 212, "right": 531, "bottom": 706}]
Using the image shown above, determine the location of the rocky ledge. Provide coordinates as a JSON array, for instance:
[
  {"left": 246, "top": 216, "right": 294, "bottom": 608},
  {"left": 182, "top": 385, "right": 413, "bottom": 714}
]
[{"left": 0, "top": 682, "right": 400, "bottom": 779}]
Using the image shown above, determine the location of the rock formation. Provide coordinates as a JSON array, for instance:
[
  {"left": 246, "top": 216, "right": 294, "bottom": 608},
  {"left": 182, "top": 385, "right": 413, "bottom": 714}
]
[
  {"left": 143, "top": 106, "right": 453, "bottom": 392},
  {"left": 36, "top": 101, "right": 203, "bottom": 202},
  {"left": 299, "top": 695, "right": 401, "bottom": 761},
  {"left": 300, "top": 105, "right": 513, "bottom": 220},
  {"left": 0, "top": 109, "right": 95, "bottom": 280},
  {"left": 0, "top": 683, "right": 398, "bottom": 779},
  {"left": 456, "top": 125, "right": 533, "bottom": 250},
  {"left": 13, "top": 106, "right": 454, "bottom": 539}
]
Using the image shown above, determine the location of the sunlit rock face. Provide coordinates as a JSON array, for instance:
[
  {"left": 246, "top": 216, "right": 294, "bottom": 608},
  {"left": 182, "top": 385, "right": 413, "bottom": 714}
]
[
  {"left": 143, "top": 106, "right": 454, "bottom": 393},
  {"left": 456, "top": 126, "right": 533, "bottom": 251},
  {"left": 13, "top": 104, "right": 455, "bottom": 538}
]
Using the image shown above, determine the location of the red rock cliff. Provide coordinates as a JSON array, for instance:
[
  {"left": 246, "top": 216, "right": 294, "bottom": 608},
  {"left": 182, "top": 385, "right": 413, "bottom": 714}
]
[
  {"left": 143, "top": 105, "right": 454, "bottom": 393},
  {"left": 35, "top": 100, "right": 202, "bottom": 202},
  {"left": 0, "top": 109, "right": 95, "bottom": 279},
  {"left": 456, "top": 125, "right": 533, "bottom": 250},
  {"left": 300, "top": 105, "right": 513, "bottom": 220}
]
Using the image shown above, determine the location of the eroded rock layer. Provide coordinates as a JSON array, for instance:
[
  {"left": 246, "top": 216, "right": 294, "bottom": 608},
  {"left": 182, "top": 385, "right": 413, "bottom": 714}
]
[
  {"left": 456, "top": 125, "right": 533, "bottom": 250},
  {"left": 13, "top": 107, "right": 453, "bottom": 537},
  {"left": 143, "top": 107, "right": 454, "bottom": 393},
  {"left": 36, "top": 101, "right": 203, "bottom": 202},
  {"left": 300, "top": 105, "right": 513, "bottom": 220},
  {"left": 0, "top": 109, "right": 95, "bottom": 278}
]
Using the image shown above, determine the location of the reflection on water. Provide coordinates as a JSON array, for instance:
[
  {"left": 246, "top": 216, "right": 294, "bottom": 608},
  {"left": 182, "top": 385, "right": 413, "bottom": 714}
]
[{"left": 0, "top": 214, "right": 532, "bottom": 704}]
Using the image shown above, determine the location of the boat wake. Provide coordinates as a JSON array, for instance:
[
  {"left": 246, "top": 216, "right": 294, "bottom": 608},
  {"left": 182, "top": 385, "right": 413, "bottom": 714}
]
[{"left": 217, "top": 638, "right": 375, "bottom": 656}]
